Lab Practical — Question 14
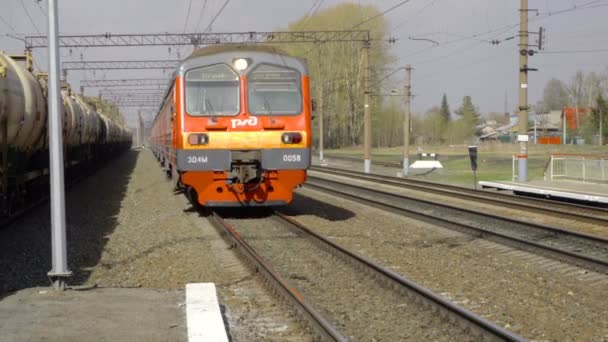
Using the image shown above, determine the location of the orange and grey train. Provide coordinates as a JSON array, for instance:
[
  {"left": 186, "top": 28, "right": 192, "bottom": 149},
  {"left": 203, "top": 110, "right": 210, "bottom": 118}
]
[{"left": 149, "top": 45, "right": 312, "bottom": 206}]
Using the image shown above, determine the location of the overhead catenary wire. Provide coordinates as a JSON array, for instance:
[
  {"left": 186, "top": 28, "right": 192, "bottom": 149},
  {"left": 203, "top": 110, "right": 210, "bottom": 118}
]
[
  {"left": 392, "top": 0, "right": 441, "bottom": 31},
  {"left": 19, "top": 0, "right": 42, "bottom": 35},
  {"left": 0, "top": 14, "right": 18, "bottom": 35},
  {"left": 539, "top": 48, "right": 608, "bottom": 54},
  {"left": 297, "top": 0, "right": 324, "bottom": 30},
  {"left": 351, "top": 0, "right": 413, "bottom": 29},
  {"left": 194, "top": 0, "right": 209, "bottom": 33},
  {"left": 182, "top": 0, "right": 195, "bottom": 33},
  {"left": 201, "top": 0, "right": 231, "bottom": 34}
]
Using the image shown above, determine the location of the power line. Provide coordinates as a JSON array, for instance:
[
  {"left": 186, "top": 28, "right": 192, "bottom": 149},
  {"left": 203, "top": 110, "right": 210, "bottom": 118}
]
[
  {"left": 35, "top": 0, "right": 46, "bottom": 17},
  {"left": 201, "top": 0, "right": 231, "bottom": 34},
  {"left": 183, "top": 0, "right": 195, "bottom": 33},
  {"left": 298, "top": 0, "right": 324, "bottom": 30},
  {"left": 351, "top": 0, "right": 413, "bottom": 29},
  {"left": 539, "top": 48, "right": 608, "bottom": 54},
  {"left": 19, "top": 0, "right": 42, "bottom": 35},
  {"left": 0, "top": 14, "right": 18, "bottom": 34},
  {"left": 392, "top": 0, "right": 441, "bottom": 31},
  {"left": 194, "top": 0, "right": 209, "bottom": 33}
]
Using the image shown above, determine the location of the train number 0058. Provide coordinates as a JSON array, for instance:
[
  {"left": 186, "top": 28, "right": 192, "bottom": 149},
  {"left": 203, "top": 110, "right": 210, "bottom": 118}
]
[
  {"left": 282, "top": 154, "right": 301, "bottom": 162},
  {"left": 187, "top": 156, "right": 208, "bottom": 163}
]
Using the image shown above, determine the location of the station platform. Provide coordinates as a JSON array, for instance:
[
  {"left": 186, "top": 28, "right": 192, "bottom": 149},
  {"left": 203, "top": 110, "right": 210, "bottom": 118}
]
[
  {"left": 0, "top": 283, "right": 228, "bottom": 342},
  {"left": 479, "top": 180, "right": 608, "bottom": 205}
]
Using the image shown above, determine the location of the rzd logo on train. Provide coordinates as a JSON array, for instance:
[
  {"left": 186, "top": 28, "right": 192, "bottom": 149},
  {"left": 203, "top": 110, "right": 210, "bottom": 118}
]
[{"left": 231, "top": 117, "right": 258, "bottom": 128}]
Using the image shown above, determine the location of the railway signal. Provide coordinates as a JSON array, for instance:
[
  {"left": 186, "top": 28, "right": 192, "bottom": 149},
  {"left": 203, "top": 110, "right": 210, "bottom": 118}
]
[{"left": 468, "top": 146, "right": 478, "bottom": 190}]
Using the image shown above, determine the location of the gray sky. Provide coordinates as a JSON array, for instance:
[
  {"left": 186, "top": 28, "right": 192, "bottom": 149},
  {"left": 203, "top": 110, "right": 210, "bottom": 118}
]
[{"left": 1, "top": 0, "right": 607, "bottom": 125}]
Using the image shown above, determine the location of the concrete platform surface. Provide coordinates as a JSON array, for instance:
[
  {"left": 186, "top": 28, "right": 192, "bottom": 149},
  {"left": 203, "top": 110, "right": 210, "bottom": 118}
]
[
  {"left": 479, "top": 180, "right": 608, "bottom": 204},
  {"left": 0, "top": 287, "right": 187, "bottom": 342}
]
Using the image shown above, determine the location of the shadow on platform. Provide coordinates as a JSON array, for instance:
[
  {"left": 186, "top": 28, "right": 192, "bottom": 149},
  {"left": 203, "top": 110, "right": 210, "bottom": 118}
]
[{"left": 0, "top": 150, "right": 139, "bottom": 298}]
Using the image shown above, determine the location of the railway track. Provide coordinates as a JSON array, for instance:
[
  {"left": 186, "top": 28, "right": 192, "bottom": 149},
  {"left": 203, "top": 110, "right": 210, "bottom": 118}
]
[
  {"left": 305, "top": 176, "right": 608, "bottom": 274},
  {"left": 310, "top": 165, "right": 608, "bottom": 225},
  {"left": 317, "top": 156, "right": 608, "bottom": 211},
  {"left": 322, "top": 153, "right": 402, "bottom": 168},
  {"left": 209, "top": 208, "right": 524, "bottom": 341}
]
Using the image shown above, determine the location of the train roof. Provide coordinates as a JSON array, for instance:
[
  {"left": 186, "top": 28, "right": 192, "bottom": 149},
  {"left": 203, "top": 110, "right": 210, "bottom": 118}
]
[
  {"left": 177, "top": 44, "right": 308, "bottom": 77},
  {"left": 185, "top": 44, "right": 293, "bottom": 60}
]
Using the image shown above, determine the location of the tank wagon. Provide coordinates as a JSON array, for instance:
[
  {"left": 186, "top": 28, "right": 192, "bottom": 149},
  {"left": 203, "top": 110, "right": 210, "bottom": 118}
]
[
  {"left": 149, "top": 45, "right": 312, "bottom": 206},
  {"left": 0, "top": 51, "right": 132, "bottom": 219}
]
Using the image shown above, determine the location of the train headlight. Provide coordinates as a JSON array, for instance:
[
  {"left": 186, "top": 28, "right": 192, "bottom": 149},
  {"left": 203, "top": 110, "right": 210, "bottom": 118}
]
[
  {"left": 188, "top": 133, "right": 209, "bottom": 145},
  {"left": 233, "top": 58, "right": 249, "bottom": 71},
  {"left": 281, "top": 132, "right": 302, "bottom": 144}
]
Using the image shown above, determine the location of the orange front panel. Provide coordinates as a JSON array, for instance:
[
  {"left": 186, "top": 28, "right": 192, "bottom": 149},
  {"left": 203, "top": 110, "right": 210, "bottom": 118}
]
[{"left": 182, "top": 170, "right": 306, "bottom": 206}]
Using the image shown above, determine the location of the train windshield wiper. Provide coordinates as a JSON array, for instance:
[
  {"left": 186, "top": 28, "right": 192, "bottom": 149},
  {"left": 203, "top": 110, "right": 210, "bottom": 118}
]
[
  {"left": 204, "top": 99, "right": 215, "bottom": 115},
  {"left": 263, "top": 97, "right": 273, "bottom": 115}
]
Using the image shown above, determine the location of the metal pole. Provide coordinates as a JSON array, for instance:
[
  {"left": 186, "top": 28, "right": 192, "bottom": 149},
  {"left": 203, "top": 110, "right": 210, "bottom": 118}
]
[
  {"left": 563, "top": 111, "right": 567, "bottom": 145},
  {"left": 47, "top": 0, "right": 71, "bottom": 290},
  {"left": 600, "top": 107, "right": 603, "bottom": 146},
  {"left": 362, "top": 41, "right": 371, "bottom": 173},
  {"left": 403, "top": 65, "right": 412, "bottom": 177},
  {"left": 316, "top": 47, "right": 324, "bottom": 162},
  {"left": 517, "top": 0, "right": 529, "bottom": 182}
]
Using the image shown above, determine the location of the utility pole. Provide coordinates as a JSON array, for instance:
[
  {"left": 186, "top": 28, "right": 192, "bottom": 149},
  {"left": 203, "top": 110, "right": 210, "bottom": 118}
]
[
  {"left": 403, "top": 65, "right": 412, "bottom": 176},
  {"left": 316, "top": 46, "right": 324, "bottom": 162},
  {"left": 363, "top": 40, "right": 371, "bottom": 173},
  {"left": 47, "top": 0, "right": 71, "bottom": 290},
  {"left": 517, "top": 0, "right": 530, "bottom": 182},
  {"left": 600, "top": 107, "right": 603, "bottom": 146}
]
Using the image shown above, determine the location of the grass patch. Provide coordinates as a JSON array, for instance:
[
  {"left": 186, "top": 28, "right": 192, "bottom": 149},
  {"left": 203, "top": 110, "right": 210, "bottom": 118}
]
[{"left": 324, "top": 143, "right": 605, "bottom": 186}]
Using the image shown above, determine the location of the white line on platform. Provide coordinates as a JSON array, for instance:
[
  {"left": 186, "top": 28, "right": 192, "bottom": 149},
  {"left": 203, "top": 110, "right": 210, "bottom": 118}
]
[
  {"left": 186, "top": 283, "right": 229, "bottom": 342},
  {"left": 479, "top": 181, "right": 608, "bottom": 204}
]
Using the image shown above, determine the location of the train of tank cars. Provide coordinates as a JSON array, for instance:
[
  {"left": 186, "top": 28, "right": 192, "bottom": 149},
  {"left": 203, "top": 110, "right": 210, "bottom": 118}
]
[{"left": 0, "top": 51, "right": 132, "bottom": 220}]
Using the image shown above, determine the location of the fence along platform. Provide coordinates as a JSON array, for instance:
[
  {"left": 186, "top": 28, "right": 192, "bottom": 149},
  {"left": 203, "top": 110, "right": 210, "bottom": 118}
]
[{"left": 486, "top": 153, "right": 608, "bottom": 204}]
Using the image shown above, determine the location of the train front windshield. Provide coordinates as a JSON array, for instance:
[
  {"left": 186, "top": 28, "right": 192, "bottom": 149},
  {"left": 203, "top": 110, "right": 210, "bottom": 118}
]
[
  {"left": 247, "top": 64, "right": 302, "bottom": 115},
  {"left": 185, "top": 64, "right": 240, "bottom": 116}
]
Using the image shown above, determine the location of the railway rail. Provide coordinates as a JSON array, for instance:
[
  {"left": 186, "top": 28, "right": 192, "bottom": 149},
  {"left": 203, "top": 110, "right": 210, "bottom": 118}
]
[
  {"left": 207, "top": 210, "right": 346, "bottom": 341},
  {"left": 318, "top": 155, "right": 608, "bottom": 211},
  {"left": 305, "top": 176, "right": 608, "bottom": 274},
  {"left": 209, "top": 208, "right": 524, "bottom": 341},
  {"left": 310, "top": 165, "right": 608, "bottom": 225}
]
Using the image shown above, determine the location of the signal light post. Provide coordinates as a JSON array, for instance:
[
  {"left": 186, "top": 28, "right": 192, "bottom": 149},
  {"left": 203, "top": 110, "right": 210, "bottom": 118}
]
[{"left": 403, "top": 65, "right": 412, "bottom": 177}]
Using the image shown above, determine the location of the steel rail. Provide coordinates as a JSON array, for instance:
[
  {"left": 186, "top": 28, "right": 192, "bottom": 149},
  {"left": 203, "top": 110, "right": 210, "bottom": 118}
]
[
  {"left": 324, "top": 153, "right": 401, "bottom": 168},
  {"left": 207, "top": 211, "right": 347, "bottom": 342},
  {"left": 305, "top": 177, "right": 608, "bottom": 274},
  {"left": 310, "top": 165, "right": 608, "bottom": 223},
  {"left": 273, "top": 211, "right": 525, "bottom": 342}
]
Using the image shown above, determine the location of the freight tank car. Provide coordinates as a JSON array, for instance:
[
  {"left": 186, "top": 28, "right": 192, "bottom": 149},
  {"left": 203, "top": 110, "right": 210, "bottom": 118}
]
[
  {"left": 149, "top": 45, "right": 312, "bottom": 206},
  {"left": 0, "top": 51, "right": 132, "bottom": 219}
]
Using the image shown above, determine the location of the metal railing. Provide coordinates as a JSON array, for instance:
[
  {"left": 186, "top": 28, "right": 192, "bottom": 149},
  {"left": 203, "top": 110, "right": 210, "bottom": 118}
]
[{"left": 546, "top": 154, "right": 608, "bottom": 183}]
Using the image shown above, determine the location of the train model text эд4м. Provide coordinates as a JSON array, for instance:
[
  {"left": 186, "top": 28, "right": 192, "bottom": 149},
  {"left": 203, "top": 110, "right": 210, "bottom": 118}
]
[{"left": 149, "top": 45, "right": 312, "bottom": 206}]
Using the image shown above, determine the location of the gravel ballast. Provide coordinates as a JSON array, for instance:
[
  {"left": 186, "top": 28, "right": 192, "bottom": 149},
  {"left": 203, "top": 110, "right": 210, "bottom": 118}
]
[{"left": 282, "top": 188, "right": 608, "bottom": 341}]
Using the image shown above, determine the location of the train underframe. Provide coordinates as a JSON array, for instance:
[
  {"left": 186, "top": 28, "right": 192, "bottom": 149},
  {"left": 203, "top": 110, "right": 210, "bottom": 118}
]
[
  {"left": 153, "top": 149, "right": 306, "bottom": 207},
  {"left": 0, "top": 141, "right": 132, "bottom": 220}
]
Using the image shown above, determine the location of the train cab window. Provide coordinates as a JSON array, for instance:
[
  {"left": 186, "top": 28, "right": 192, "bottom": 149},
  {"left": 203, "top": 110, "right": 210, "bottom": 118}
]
[
  {"left": 247, "top": 64, "right": 302, "bottom": 115},
  {"left": 185, "top": 64, "right": 240, "bottom": 116}
]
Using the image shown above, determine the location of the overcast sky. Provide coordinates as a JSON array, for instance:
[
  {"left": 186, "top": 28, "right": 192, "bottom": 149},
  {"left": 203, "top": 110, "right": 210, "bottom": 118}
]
[{"left": 1, "top": 0, "right": 607, "bottom": 126}]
